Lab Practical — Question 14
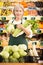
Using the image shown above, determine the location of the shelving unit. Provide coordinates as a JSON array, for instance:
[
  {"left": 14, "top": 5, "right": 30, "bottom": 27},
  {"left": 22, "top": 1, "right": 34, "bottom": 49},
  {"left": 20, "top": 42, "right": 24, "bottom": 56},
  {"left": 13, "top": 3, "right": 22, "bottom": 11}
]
[{"left": 0, "top": 16, "right": 43, "bottom": 20}]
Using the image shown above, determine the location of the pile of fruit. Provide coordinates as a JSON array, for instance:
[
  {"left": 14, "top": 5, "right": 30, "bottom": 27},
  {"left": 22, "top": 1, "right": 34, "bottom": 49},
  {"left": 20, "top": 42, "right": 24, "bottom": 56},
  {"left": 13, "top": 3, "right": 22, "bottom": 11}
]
[
  {"left": 0, "top": 2, "right": 12, "bottom": 16},
  {"left": 0, "top": 44, "right": 27, "bottom": 62},
  {"left": 0, "top": 9, "right": 12, "bottom": 16}
]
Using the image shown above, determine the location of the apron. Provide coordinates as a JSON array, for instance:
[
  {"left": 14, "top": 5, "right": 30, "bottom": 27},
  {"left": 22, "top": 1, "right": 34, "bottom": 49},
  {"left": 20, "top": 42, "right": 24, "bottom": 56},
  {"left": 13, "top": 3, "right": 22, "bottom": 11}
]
[{"left": 8, "top": 20, "right": 28, "bottom": 46}]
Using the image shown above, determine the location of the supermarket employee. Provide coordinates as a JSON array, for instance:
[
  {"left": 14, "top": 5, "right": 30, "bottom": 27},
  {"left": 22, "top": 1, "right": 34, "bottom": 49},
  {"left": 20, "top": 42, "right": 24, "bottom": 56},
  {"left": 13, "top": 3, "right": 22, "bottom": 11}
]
[{"left": 8, "top": 4, "right": 32, "bottom": 46}]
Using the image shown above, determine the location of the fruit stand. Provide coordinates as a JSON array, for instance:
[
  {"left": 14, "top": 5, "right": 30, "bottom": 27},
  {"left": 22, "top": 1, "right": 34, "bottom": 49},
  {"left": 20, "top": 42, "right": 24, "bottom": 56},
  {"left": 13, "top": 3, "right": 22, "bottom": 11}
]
[{"left": 0, "top": 0, "right": 43, "bottom": 63}]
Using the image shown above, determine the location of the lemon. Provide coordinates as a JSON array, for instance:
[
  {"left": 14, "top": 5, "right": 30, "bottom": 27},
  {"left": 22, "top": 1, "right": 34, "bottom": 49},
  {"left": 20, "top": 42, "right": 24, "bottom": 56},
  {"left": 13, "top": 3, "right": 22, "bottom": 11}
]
[{"left": 0, "top": 2, "right": 3, "bottom": 7}]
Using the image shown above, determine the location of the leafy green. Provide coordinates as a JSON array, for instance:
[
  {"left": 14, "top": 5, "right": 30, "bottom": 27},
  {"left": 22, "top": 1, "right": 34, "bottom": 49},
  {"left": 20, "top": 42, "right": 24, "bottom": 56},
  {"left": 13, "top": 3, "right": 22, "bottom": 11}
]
[{"left": 13, "top": 20, "right": 38, "bottom": 37}]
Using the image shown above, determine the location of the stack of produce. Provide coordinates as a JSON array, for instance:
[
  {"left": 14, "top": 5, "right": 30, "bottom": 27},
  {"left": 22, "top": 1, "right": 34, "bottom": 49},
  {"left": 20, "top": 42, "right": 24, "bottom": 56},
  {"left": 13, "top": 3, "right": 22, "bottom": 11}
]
[
  {"left": 0, "top": 9, "right": 12, "bottom": 16},
  {"left": 0, "top": 44, "right": 27, "bottom": 62},
  {"left": 0, "top": 2, "right": 3, "bottom": 7}
]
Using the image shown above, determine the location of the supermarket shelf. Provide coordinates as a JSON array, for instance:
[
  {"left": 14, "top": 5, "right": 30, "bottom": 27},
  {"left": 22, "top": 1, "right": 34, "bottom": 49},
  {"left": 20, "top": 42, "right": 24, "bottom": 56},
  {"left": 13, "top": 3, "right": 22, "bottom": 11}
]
[
  {"left": 28, "top": 41, "right": 43, "bottom": 49},
  {"left": 32, "top": 29, "right": 43, "bottom": 35},
  {"left": 26, "top": 16, "right": 43, "bottom": 20},
  {"left": 0, "top": 6, "right": 43, "bottom": 10},
  {"left": 0, "top": 16, "right": 43, "bottom": 20},
  {"left": 28, "top": 7, "right": 43, "bottom": 11},
  {"left": 0, "top": 6, "right": 14, "bottom": 9}
]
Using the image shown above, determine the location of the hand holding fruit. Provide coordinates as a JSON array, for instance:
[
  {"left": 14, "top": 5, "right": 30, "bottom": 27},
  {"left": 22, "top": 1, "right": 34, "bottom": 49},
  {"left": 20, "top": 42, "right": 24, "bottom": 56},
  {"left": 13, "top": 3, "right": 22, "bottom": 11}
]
[{"left": 17, "top": 24, "right": 24, "bottom": 30}]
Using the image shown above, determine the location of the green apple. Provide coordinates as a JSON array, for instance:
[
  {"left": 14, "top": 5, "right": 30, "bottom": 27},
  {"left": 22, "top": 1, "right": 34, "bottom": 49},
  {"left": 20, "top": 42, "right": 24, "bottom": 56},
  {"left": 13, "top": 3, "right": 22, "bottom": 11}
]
[
  {"left": 3, "top": 46, "right": 12, "bottom": 52},
  {"left": 1, "top": 51, "right": 9, "bottom": 59},
  {"left": 9, "top": 56, "right": 19, "bottom": 62},
  {"left": 12, "top": 45, "right": 19, "bottom": 52},
  {"left": 18, "top": 49, "right": 27, "bottom": 57},
  {"left": 13, "top": 52, "right": 20, "bottom": 59},
  {"left": 18, "top": 44, "right": 27, "bottom": 50}
]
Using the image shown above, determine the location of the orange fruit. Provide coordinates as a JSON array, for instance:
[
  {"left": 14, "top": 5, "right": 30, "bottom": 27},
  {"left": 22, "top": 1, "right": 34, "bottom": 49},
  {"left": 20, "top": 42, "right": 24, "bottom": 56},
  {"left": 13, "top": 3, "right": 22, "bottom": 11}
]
[
  {"left": 24, "top": 10, "right": 28, "bottom": 16},
  {"left": 38, "top": 22, "right": 43, "bottom": 29},
  {"left": 19, "top": 1, "right": 28, "bottom": 8}
]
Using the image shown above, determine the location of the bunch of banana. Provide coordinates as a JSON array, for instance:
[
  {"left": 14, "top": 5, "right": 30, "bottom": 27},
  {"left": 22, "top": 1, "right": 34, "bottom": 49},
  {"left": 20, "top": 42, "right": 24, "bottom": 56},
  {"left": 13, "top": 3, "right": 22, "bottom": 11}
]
[
  {"left": 3, "top": 2, "right": 11, "bottom": 7},
  {"left": 1, "top": 9, "right": 12, "bottom": 16},
  {"left": 1, "top": 9, "right": 7, "bottom": 16},
  {"left": 7, "top": 9, "right": 12, "bottom": 16}
]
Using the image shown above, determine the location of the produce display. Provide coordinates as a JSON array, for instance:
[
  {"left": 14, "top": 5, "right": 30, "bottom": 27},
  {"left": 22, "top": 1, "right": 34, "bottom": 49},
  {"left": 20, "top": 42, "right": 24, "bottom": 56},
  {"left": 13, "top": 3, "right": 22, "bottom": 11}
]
[
  {"left": 0, "top": 9, "right": 12, "bottom": 16},
  {"left": 0, "top": 2, "right": 43, "bottom": 16},
  {"left": 0, "top": 44, "right": 27, "bottom": 62},
  {"left": 0, "top": 2, "right": 3, "bottom": 7},
  {"left": 28, "top": 41, "right": 40, "bottom": 49},
  {"left": 0, "top": 1, "right": 43, "bottom": 63}
]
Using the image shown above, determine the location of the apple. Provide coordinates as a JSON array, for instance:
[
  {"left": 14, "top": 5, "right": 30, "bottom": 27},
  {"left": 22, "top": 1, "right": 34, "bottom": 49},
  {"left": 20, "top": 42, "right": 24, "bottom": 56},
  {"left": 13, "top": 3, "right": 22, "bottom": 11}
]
[
  {"left": 1, "top": 51, "right": 9, "bottom": 59},
  {"left": 18, "top": 44, "right": 27, "bottom": 50},
  {"left": 12, "top": 45, "right": 19, "bottom": 52},
  {"left": 13, "top": 52, "right": 20, "bottom": 59}
]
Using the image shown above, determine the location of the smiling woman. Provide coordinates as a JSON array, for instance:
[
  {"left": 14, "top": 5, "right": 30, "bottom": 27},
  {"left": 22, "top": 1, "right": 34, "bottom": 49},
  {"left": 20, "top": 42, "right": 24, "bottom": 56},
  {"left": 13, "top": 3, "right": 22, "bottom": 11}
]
[
  {"left": 13, "top": 4, "right": 24, "bottom": 20},
  {"left": 5, "top": 4, "right": 33, "bottom": 46}
]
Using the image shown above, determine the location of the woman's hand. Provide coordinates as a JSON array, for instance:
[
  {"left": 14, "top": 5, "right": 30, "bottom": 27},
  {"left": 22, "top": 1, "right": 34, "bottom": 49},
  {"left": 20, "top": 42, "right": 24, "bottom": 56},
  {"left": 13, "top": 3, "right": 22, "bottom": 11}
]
[
  {"left": 26, "top": 24, "right": 32, "bottom": 29},
  {"left": 17, "top": 24, "right": 32, "bottom": 37},
  {"left": 17, "top": 24, "right": 23, "bottom": 29}
]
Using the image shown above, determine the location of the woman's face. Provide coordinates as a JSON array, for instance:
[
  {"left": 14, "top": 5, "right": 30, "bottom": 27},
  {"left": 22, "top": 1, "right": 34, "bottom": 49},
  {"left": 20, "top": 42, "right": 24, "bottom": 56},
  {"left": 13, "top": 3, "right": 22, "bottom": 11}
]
[{"left": 14, "top": 7, "right": 24, "bottom": 20}]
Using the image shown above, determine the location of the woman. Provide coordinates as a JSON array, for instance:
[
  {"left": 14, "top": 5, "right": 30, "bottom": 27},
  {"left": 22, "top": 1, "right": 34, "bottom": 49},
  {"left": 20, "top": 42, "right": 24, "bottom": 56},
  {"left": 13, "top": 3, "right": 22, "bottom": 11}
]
[{"left": 8, "top": 4, "right": 32, "bottom": 46}]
